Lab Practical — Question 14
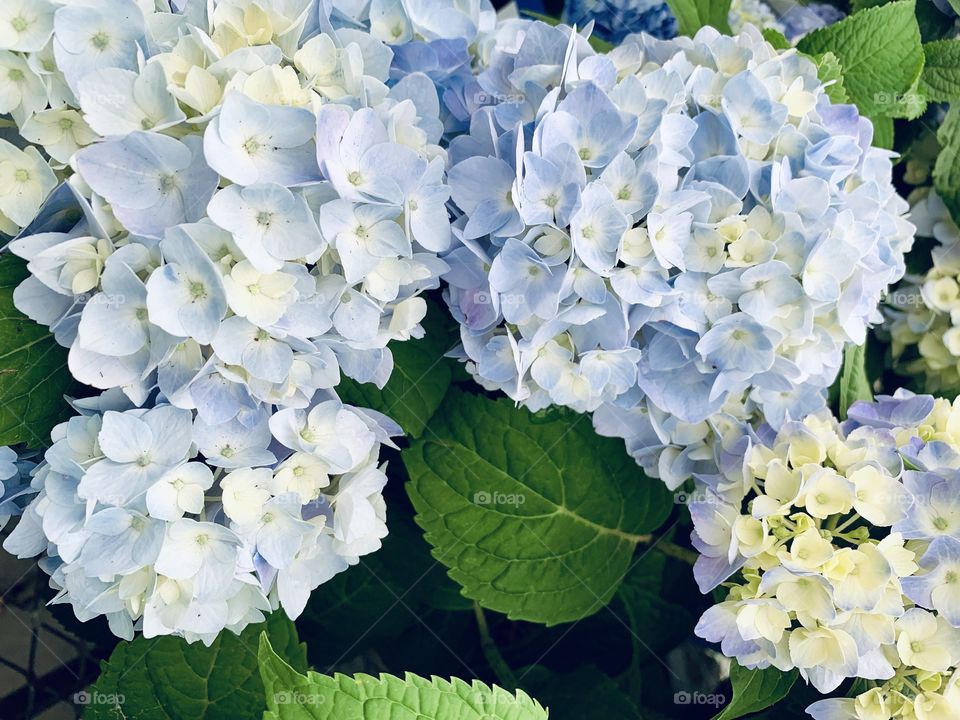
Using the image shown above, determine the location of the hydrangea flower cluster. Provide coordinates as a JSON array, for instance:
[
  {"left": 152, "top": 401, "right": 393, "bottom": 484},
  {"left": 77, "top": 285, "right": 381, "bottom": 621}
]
[
  {"left": 0, "top": 0, "right": 488, "bottom": 641},
  {"left": 443, "top": 23, "right": 914, "bottom": 429},
  {"left": 885, "top": 190, "right": 960, "bottom": 395},
  {"left": 4, "top": 394, "right": 395, "bottom": 644},
  {"left": 691, "top": 390, "right": 960, "bottom": 717},
  {"left": 561, "top": 0, "right": 678, "bottom": 44}
]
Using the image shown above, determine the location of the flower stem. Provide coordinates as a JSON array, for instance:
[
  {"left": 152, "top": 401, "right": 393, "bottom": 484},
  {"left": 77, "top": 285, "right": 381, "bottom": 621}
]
[
  {"left": 473, "top": 602, "right": 517, "bottom": 689},
  {"left": 641, "top": 537, "right": 699, "bottom": 566}
]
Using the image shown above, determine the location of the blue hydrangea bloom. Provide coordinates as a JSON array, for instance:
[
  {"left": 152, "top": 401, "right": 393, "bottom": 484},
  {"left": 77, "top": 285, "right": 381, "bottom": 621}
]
[
  {"left": 445, "top": 22, "right": 914, "bottom": 432},
  {"left": 562, "top": 0, "right": 678, "bottom": 43},
  {"left": 0, "top": 0, "right": 463, "bottom": 643}
]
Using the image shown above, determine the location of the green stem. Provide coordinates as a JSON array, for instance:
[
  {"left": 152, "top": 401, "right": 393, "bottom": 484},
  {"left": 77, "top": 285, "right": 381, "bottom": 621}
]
[
  {"left": 642, "top": 538, "right": 699, "bottom": 566},
  {"left": 834, "top": 513, "right": 861, "bottom": 534},
  {"left": 473, "top": 602, "right": 517, "bottom": 689}
]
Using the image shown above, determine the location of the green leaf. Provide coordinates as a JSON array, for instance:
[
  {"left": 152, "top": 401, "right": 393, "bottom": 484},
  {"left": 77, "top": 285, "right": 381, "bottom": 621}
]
[
  {"left": 85, "top": 612, "right": 307, "bottom": 720},
  {"left": 761, "top": 28, "right": 790, "bottom": 50},
  {"left": 920, "top": 40, "right": 960, "bottom": 102},
  {"left": 713, "top": 665, "right": 798, "bottom": 720},
  {"left": 258, "top": 635, "right": 549, "bottom": 720},
  {"left": 336, "top": 300, "right": 456, "bottom": 439},
  {"left": 0, "top": 253, "right": 74, "bottom": 447},
  {"left": 839, "top": 342, "right": 873, "bottom": 420},
  {"left": 797, "top": 0, "right": 923, "bottom": 118},
  {"left": 814, "top": 52, "right": 849, "bottom": 104},
  {"left": 403, "top": 390, "right": 673, "bottom": 626},
  {"left": 934, "top": 104, "right": 960, "bottom": 225},
  {"left": 664, "top": 0, "right": 732, "bottom": 38}
]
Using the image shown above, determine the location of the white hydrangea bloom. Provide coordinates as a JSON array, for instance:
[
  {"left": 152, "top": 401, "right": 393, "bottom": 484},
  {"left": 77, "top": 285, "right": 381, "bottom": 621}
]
[{"left": 688, "top": 391, "right": 960, "bottom": 717}]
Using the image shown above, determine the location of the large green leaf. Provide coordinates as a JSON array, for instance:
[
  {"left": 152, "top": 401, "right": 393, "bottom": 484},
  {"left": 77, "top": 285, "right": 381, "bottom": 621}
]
[
  {"left": 665, "top": 0, "right": 732, "bottom": 37},
  {"left": 934, "top": 104, "right": 960, "bottom": 226},
  {"left": 920, "top": 40, "right": 960, "bottom": 102},
  {"left": 337, "top": 300, "right": 457, "bottom": 439},
  {"left": 403, "top": 391, "right": 673, "bottom": 626},
  {"left": 713, "top": 665, "right": 798, "bottom": 720},
  {"left": 798, "top": 0, "right": 923, "bottom": 119},
  {"left": 85, "top": 612, "right": 307, "bottom": 720},
  {"left": 0, "top": 252, "right": 73, "bottom": 447},
  {"left": 259, "top": 635, "right": 548, "bottom": 720}
]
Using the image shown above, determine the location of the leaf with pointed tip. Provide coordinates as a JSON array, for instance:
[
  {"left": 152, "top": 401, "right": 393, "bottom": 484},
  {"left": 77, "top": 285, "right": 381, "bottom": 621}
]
[
  {"left": 798, "top": 0, "right": 923, "bottom": 119},
  {"left": 839, "top": 342, "right": 873, "bottom": 418},
  {"left": 403, "top": 390, "right": 673, "bottom": 626},
  {"left": 713, "top": 665, "right": 799, "bottom": 720}
]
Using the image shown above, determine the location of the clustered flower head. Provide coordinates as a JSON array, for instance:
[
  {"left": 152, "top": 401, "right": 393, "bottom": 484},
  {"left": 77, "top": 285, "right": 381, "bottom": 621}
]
[
  {"left": 4, "top": 394, "right": 395, "bottom": 644},
  {"left": 561, "top": 0, "right": 678, "bottom": 44},
  {"left": 691, "top": 390, "right": 960, "bottom": 718},
  {"left": 442, "top": 22, "right": 914, "bottom": 431},
  {"left": 0, "top": 0, "right": 498, "bottom": 641},
  {"left": 886, "top": 190, "right": 960, "bottom": 395}
]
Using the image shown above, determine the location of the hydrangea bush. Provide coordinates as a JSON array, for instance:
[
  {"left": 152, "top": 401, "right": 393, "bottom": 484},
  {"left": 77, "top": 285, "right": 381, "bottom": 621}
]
[{"left": 0, "top": 0, "right": 956, "bottom": 719}]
